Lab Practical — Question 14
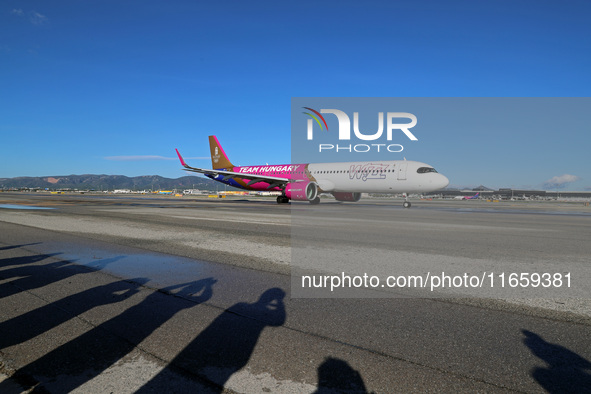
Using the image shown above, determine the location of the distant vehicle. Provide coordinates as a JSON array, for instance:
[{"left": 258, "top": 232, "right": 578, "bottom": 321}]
[
  {"left": 175, "top": 135, "right": 449, "bottom": 208},
  {"left": 454, "top": 192, "right": 480, "bottom": 200}
]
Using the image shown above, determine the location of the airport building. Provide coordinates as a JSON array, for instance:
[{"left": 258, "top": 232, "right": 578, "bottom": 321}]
[{"left": 439, "top": 188, "right": 591, "bottom": 200}]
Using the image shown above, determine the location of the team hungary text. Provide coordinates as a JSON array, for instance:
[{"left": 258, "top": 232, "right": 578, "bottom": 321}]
[{"left": 307, "top": 110, "right": 418, "bottom": 154}]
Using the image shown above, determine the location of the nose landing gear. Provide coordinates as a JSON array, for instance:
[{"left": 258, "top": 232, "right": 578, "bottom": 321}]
[{"left": 403, "top": 193, "right": 411, "bottom": 208}]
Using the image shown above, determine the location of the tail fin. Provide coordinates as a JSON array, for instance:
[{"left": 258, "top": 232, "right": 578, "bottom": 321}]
[{"left": 209, "top": 135, "right": 234, "bottom": 169}]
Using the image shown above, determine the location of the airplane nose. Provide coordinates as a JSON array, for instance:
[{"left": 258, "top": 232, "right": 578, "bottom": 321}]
[{"left": 439, "top": 174, "right": 450, "bottom": 189}]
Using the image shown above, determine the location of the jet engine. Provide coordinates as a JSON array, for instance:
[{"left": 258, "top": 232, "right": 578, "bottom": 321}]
[
  {"left": 285, "top": 181, "right": 318, "bottom": 202},
  {"left": 332, "top": 192, "right": 362, "bottom": 202}
]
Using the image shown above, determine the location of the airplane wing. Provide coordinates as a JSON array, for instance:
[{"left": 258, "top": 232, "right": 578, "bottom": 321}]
[{"left": 175, "top": 149, "right": 297, "bottom": 189}]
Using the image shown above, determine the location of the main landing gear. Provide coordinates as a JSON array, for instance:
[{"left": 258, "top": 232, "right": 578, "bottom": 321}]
[
  {"left": 276, "top": 196, "right": 321, "bottom": 204},
  {"left": 277, "top": 196, "right": 290, "bottom": 204}
]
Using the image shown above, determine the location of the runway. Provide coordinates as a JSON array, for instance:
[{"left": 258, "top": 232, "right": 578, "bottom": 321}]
[{"left": 1, "top": 193, "right": 590, "bottom": 392}]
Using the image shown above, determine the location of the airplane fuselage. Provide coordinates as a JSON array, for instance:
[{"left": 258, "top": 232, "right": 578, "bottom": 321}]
[{"left": 206, "top": 160, "right": 449, "bottom": 195}]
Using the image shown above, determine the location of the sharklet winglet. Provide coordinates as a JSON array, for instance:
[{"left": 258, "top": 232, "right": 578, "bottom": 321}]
[{"left": 175, "top": 149, "right": 188, "bottom": 167}]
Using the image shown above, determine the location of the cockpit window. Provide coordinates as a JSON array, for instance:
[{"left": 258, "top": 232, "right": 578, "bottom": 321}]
[{"left": 417, "top": 167, "right": 438, "bottom": 174}]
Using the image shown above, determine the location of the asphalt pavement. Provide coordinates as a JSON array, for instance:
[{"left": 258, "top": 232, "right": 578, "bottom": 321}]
[{"left": 1, "top": 193, "right": 590, "bottom": 392}]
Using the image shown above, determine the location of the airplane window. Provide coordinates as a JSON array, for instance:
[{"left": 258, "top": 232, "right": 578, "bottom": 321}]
[{"left": 417, "top": 167, "right": 438, "bottom": 174}]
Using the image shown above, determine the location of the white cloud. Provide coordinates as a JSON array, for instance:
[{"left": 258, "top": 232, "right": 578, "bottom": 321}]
[
  {"left": 29, "top": 12, "right": 48, "bottom": 25},
  {"left": 105, "top": 155, "right": 207, "bottom": 161},
  {"left": 11, "top": 9, "right": 48, "bottom": 25},
  {"left": 105, "top": 155, "right": 176, "bottom": 161},
  {"left": 543, "top": 174, "right": 581, "bottom": 189}
]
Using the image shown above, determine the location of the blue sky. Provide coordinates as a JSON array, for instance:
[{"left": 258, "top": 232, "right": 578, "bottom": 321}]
[{"left": 1, "top": 1, "right": 590, "bottom": 190}]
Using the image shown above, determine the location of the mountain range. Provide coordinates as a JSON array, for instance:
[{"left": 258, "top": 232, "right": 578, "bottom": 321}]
[{"left": 0, "top": 174, "right": 236, "bottom": 191}]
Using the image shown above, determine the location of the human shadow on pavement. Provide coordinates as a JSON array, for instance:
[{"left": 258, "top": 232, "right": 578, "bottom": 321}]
[
  {"left": 0, "top": 243, "right": 41, "bottom": 251},
  {"left": 0, "top": 254, "right": 121, "bottom": 300},
  {"left": 2, "top": 278, "right": 216, "bottom": 393},
  {"left": 0, "top": 252, "right": 61, "bottom": 270},
  {"left": 0, "top": 277, "right": 147, "bottom": 349},
  {"left": 522, "top": 329, "right": 591, "bottom": 393},
  {"left": 314, "top": 357, "right": 369, "bottom": 393},
  {"left": 138, "top": 287, "right": 286, "bottom": 393}
]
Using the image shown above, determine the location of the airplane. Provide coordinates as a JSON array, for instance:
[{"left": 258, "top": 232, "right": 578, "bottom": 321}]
[
  {"left": 453, "top": 192, "right": 480, "bottom": 200},
  {"left": 175, "top": 136, "right": 449, "bottom": 207}
]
